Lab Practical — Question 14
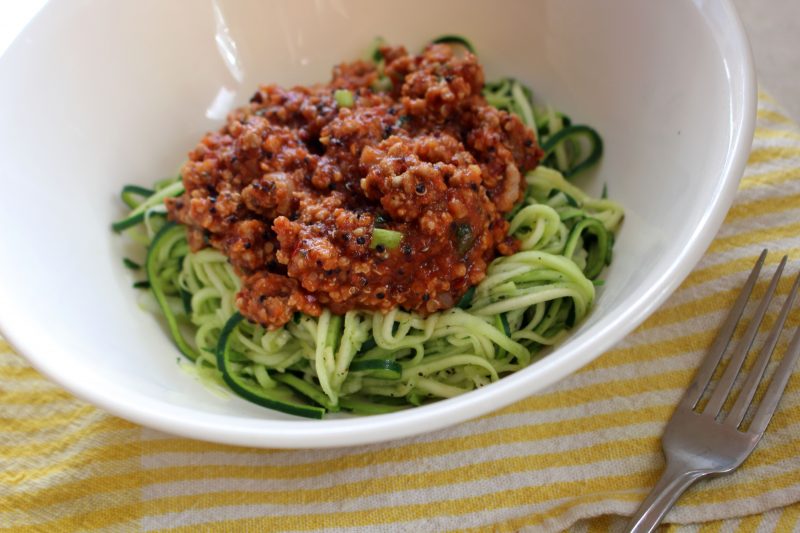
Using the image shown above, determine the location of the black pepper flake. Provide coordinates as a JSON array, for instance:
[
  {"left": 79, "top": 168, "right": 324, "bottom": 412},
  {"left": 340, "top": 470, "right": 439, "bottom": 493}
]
[
  {"left": 342, "top": 233, "right": 350, "bottom": 242},
  {"left": 356, "top": 236, "right": 366, "bottom": 245},
  {"left": 383, "top": 125, "right": 394, "bottom": 138},
  {"left": 469, "top": 183, "right": 478, "bottom": 191},
  {"left": 402, "top": 243, "right": 412, "bottom": 255},
  {"left": 376, "top": 292, "right": 385, "bottom": 299},
  {"left": 328, "top": 183, "right": 336, "bottom": 191},
  {"left": 444, "top": 75, "right": 454, "bottom": 82},
  {"left": 375, "top": 244, "right": 386, "bottom": 253},
  {"left": 524, "top": 139, "right": 533, "bottom": 147},
  {"left": 225, "top": 215, "right": 238, "bottom": 224},
  {"left": 415, "top": 183, "right": 426, "bottom": 194},
  {"left": 243, "top": 242, "right": 251, "bottom": 249},
  {"left": 422, "top": 293, "right": 430, "bottom": 302},
  {"left": 316, "top": 260, "right": 323, "bottom": 267},
  {"left": 258, "top": 295, "right": 266, "bottom": 303},
  {"left": 264, "top": 150, "right": 273, "bottom": 159},
  {"left": 209, "top": 206, "right": 217, "bottom": 214}
]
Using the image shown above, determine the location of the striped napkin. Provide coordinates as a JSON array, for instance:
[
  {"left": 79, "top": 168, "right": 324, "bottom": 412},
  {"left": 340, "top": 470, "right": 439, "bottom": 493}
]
[{"left": 2, "top": 91, "right": 800, "bottom": 532}]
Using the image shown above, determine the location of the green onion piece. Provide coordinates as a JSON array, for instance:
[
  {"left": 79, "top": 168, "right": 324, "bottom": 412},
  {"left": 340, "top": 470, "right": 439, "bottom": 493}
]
[
  {"left": 372, "top": 76, "right": 393, "bottom": 93},
  {"left": 365, "top": 36, "right": 387, "bottom": 63},
  {"left": 334, "top": 89, "right": 354, "bottom": 108},
  {"left": 371, "top": 228, "right": 402, "bottom": 250},
  {"left": 430, "top": 35, "right": 475, "bottom": 54},
  {"left": 123, "top": 258, "right": 141, "bottom": 270}
]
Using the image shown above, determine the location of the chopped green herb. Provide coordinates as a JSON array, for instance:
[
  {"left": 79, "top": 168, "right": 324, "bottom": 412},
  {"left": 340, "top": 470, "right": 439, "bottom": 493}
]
[
  {"left": 370, "top": 228, "right": 403, "bottom": 250},
  {"left": 334, "top": 89, "right": 354, "bottom": 108},
  {"left": 453, "top": 223, "right": 475, "bottom": 254}
]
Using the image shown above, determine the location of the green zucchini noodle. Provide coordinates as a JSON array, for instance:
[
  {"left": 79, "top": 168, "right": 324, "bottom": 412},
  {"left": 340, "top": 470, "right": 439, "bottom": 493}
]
[{"left": 114, "top": 37, "right": 624, "bottom": 417}]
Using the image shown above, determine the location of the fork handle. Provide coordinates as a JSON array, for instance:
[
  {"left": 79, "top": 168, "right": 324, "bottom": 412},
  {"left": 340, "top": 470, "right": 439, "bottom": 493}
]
[{"left": 627, "top": 461, "right": 707, "bottom": 533}]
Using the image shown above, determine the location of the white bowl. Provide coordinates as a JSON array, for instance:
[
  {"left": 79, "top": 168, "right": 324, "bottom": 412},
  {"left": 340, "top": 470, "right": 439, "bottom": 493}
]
[{"left": 0, "top": 0, "right": 755, "bottom": 448}]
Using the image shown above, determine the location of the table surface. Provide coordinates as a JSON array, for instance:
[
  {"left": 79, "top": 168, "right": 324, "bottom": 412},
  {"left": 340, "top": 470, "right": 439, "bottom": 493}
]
[{"left": 733, "top": 0, "right": 800, "bottom": 121}]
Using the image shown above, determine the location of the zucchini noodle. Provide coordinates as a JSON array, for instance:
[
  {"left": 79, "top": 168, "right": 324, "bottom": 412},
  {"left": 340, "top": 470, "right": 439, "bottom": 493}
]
[{"left": 114, "top": 37, "right": 624, "bottom": 418}]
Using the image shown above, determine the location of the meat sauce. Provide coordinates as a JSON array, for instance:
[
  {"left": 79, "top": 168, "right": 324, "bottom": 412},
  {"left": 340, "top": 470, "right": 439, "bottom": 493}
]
[{"left": 166, "top": 44, "right": 543, "bottom": 328}]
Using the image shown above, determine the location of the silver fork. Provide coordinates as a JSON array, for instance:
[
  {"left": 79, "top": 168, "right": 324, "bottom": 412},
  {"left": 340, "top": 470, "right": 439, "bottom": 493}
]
[{"left": 627, "top": 250, "right": 800, "bottom": 532}]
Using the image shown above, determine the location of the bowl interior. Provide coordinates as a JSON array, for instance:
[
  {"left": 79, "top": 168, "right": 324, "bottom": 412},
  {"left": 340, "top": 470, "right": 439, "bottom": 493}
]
[{"left": 0, "top": 0, "right": 753, "bottom": 446}]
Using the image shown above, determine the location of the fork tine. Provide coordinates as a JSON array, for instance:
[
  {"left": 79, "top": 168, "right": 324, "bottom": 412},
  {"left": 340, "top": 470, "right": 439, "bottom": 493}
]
[
  {"left": 749, "top": 299, "right": 800, "bottom": 436},
  {"left": 725, "top": 269, "right": 800, "bottom": 428},
  {"left": 679, "top": 249, "right": 767, "bottom": 410},
  {"left": 704, "top": 256, "right": 786, "bottom": 417}
]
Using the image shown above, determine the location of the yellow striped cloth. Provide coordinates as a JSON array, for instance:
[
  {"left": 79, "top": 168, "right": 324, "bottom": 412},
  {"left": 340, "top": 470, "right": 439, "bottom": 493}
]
[{"left": 2, "top": 91, "right": 800, "bottom": 532}]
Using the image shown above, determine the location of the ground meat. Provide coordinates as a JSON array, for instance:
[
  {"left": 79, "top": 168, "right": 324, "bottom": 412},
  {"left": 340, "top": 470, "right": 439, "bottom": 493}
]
[{"left": 167, "top": 43, "right": 543, "bottom": 328}]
